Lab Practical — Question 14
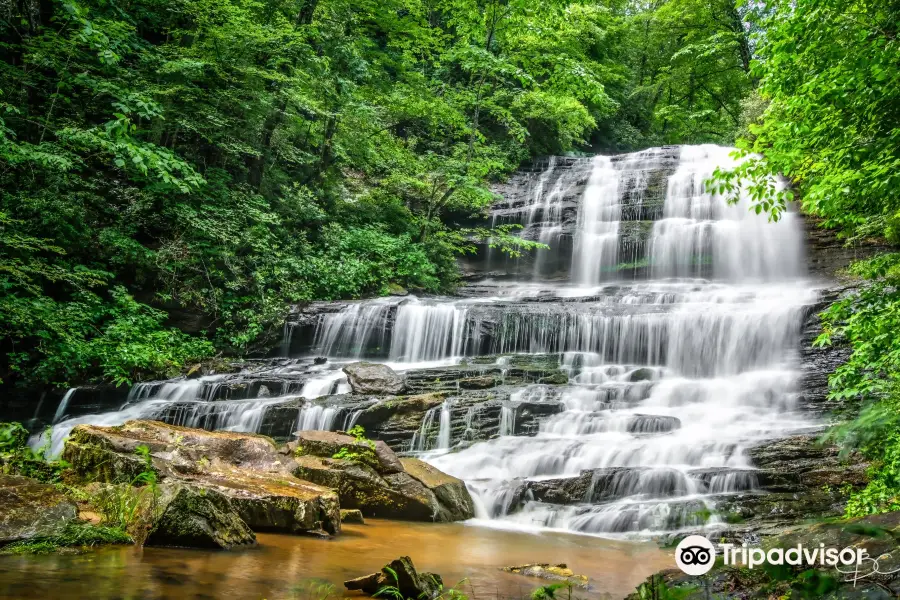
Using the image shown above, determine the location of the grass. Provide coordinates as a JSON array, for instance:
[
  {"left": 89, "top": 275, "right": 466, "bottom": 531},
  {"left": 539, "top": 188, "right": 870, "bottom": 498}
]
[{"left": 0, "top": 522, "right": 132, "bottom": 555}]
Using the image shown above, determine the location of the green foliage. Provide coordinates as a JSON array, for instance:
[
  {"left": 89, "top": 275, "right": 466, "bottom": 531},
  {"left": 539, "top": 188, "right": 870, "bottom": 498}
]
[
  {"left": 702, "top": 0, "right": 900, "bottom": 519},
  {"left": 0, "top": 0, "right": 637, "bottom": 387},
  {"left": 0, "top": 522, "right": 131, "bottom": 555},
  {"left": 530, "top": 582, "right": 573, "bottom": 600},
  {"left": 635, "top": 575, "right": 698, "bottom": 600},
  {"left": 332, "top": 425, "right": 378, "bottom": 467},
  {"left": 811, "top": 254, "right": 900, "bottom": 515},
  {"left": 607, "top": 0, "right": 755, "bottom": 149},
  {"left": 347, "top": 425, "right": 368, "bottom": 441},
  {"left": 288, "top": 579, "right": 339, "bottom": 600},
  {"left": 706, "top": 0, "right": 899, "bottom": 232},
  {"left": 0, "top": 422, "right": 68, "bottom": 482},
  {"left": 92, "top": 444, "right": 160, "bottom": 545}
]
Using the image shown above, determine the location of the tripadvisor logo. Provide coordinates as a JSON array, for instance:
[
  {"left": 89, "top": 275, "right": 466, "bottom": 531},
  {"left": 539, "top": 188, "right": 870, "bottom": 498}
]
[
  {"left": 674, "top": 535, "right": 870, "bottom": 577},
  {"left": 675, "top": 536, "right": 715, "bottom": 575}
]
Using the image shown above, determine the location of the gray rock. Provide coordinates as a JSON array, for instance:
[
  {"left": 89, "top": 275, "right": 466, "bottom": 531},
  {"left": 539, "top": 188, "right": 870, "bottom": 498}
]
[
  {"left": 0, "top": 475, "right": 78, "bottom": 544},
  {"left": 343, "top": 362, "right": 406, "bottom": 395},
  {"left": 293, "top": 454, "right": 474, "bottom": 522},
  {"left": 400, "top": 458, "right": 475, "bottom": 521},
  {"left": 145, "top": 482, "right": 257, "bottom": 549}
]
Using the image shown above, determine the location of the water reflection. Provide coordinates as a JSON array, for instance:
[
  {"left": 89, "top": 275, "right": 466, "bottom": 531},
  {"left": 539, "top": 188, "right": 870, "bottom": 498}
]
[{"left": 0, "top": 520, "right": 671, "bottom": 599}]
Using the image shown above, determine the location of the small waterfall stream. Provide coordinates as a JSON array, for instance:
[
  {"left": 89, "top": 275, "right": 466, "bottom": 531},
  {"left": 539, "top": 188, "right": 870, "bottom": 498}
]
[{"left": 41, "top": 145, "right": 820, "bottom": 539}]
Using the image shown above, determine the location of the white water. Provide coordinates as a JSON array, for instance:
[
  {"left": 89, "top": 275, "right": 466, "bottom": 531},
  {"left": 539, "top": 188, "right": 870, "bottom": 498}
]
[
  {"left": 36, "top": 145, "right": 820, "bottom": 539},
  {"left": 52, "top": 388, "right": 76, "bottom": 425},
  {"left": 421, "top": 145, "right": 818, "bottom": 537}
]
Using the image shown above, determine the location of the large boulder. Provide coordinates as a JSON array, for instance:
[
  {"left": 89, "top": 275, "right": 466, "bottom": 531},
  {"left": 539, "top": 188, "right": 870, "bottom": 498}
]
[
  {"left": 343, "top": 362, "right": 406, "bottom": 395},
  {"left": 144, "top": 482, "right": 256, "bottom": 549},
  {"left": 64, "top": 420, "right": 288, "bottom": 481},
  {"left": 345, "top": 556, "right": 442, "bottom": 599},
  {"left": 63, "top": 420, "right": 341, "bottom": 542},
  {"left": 0, "top": 475, "right": 77, "bottom": 544},
  {"left": 292, "top": 430, "right": 403, "bottom": 474},
  {"left": 400, "top": 458, "right": 475, "bottom": 521},
  {"left": 293, "top": 454, "right": 473, "bottom": 522}
]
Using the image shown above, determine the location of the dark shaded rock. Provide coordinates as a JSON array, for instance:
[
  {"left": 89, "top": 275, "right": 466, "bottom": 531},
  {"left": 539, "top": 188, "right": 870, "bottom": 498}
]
[
  {"left": 0, "top": 475, "right": 78, "bottom": 545},
  {"left": 457, "top": 375, "right": 500, "bottom": 389},
  {"left": 340, "top": 509, "right": 365, "bottom": 524},
  {"left": 628, "top": 367, "right": 657, "bottom": 382},
  {"left": 711, "top": 435, "right": 870, "bottom": 541},
  {"left": 352, "top": 393, "right": 447, "bottom": 449},
  {"left": 343, "top": 362, "right": 406, "bottom": 395},
  {"left": 344, "top": 572, "right": 381, "bottom": 593},
  {"left": 145, "top": 482, "right": 257, "bottom": 549},
  {"left": 345, "top": 556, "right": 442, "bottom": 599}
]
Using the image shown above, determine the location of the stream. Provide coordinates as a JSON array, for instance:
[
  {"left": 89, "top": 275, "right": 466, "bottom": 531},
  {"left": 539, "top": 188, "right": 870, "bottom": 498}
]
[{"left": 0, "top": 520, "right": 670, "bottom": 599}]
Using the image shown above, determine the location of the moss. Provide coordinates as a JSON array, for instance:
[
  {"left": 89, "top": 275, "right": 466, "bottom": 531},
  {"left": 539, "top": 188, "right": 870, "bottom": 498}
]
[
  {"left": 0, "top": 522, "right": 132, "bottom": 555},
  {"left": 536, "top": 370, "right": 569, "bottom": 385}
]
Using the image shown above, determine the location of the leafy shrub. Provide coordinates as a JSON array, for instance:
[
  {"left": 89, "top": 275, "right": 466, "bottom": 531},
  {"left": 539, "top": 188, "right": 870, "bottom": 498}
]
[
  {"left": 93, "top": 445, "right": 160, "bottom": 545},
  {"left": 815, "top": 254, "right": 900, "bottom": 515},
  {"left": 0, "top": 422, "right": 68, "bottom": 482}
]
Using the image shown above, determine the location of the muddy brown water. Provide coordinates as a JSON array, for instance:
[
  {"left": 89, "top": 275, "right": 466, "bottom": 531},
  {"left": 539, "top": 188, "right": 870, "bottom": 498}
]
[{"left": 0, "top": 520, "right": 673, "bottom": 599}]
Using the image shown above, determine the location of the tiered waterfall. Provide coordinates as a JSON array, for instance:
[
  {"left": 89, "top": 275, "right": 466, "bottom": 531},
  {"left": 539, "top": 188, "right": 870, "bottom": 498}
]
[{"left": 43, "top": 145, "right": 819, "bottom": 538}]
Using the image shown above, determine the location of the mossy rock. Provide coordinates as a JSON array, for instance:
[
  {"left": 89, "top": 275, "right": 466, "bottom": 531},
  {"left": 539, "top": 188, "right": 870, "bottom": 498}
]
[
  {"left": 501, "top": 563, "right": 589, "bottom": 588},
  {"left": 61, "top": 421, "right": 342, "bottom": 539},
  {"left": 400, "top": 458, "right": 475, "bottom": 521},
  {"left": 340, "top": 509, "right": 365, "bottom": 524},
  {"left": 0, "top": 474, "right": 78, "bottom": 545},
  {"left": 145, "top": 482, "right": 256, "bottom": 549}
]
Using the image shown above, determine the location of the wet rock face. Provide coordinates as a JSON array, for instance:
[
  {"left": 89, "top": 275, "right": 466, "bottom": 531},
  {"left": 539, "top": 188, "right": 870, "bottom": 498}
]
[
  {"left": 713, "top": 434, "right": 870, "bottom": 540},
  {"left": 144, "top": 482, "right": 257, "bottom": 549},
  {"left": 0, "top": 475, "right": 78, "bottom": 544},
  {"left": 343, "top": 362, "right": 406, "bottom": 395}
]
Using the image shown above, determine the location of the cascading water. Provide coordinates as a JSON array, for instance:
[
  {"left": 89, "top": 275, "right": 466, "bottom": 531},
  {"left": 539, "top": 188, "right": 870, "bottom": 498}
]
[
  {"left": 39, "top": 145, "right": 819, "bottom": 540},
  {"left": 305, "top": 144, "right": 818, "bottom": 537}
]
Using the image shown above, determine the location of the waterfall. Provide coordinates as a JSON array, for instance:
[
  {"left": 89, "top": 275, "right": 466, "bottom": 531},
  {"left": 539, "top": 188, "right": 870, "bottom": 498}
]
[
  {"left": 410, "top": 407, "right": 439, "bottom": 452},
  {"left": 499, "top": 405, "right": 514, "bottom": 436},
  {"left": 298, "top": 404, "right": 338, "bottom": 432},
  {"left": 52, "top": 388, "right": 76, "bottom": 425},
  {"left": 437, "top": 399, "right": 453, "bottom": 449},
  {"left": 423, "top": 144, "right": 818, "bottom": 536},
  {"left": 42, "top": 145, "right": 819, "bottom": 539},
  {"left": 572, "top": 156, "right": 621, "bottom": 284}
]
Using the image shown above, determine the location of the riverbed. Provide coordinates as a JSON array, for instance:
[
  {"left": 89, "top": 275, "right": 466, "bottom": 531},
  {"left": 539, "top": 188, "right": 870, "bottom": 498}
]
[{"left": 0, "top": 520, "right": 672, "bottom": 599}]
